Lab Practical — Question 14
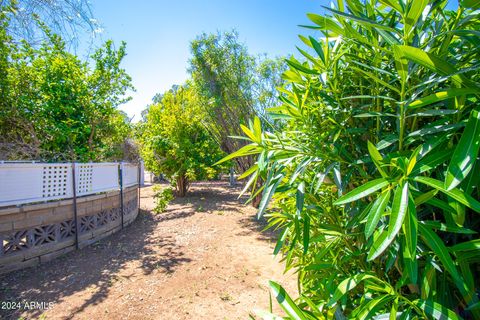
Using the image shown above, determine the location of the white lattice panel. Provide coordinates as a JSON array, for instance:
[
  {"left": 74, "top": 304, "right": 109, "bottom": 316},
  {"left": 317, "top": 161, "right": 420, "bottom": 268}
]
[
  {"left": 42, "top": 164, "right": 72, "bottom": 199},
  {"left": 0, "top": 163, "right": 73, "bottom": 207},
  {"left": 122, "top": 163, "right": 138, "bottom": 187},
  {"left": 75, "top": 164, "right": 93, "bottom": 196}
]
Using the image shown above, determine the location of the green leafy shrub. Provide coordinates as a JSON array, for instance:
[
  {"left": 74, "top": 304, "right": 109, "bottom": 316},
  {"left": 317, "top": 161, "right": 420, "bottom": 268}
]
[
  {"left": 0, "top": 8, "right": 134, "bottom": 161},
  {"left": 152, "top": 185, "right": 174, "bottom": 214},
  {"left": 138, "top": 84, "right": 227, "bottom": 196},
  {"left": 222, "top": 1, "right": 480, "bottom": 319}
]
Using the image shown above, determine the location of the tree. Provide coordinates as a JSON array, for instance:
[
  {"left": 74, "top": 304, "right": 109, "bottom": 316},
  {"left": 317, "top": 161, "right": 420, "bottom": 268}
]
[
  {"left": 189, "top": 31, "right": 285, "bottom": 173},
  {"left": 1, "top": 0, "right": 99, "bottom": 48},
  {"left": 139, "top": 84, "right": 226, "bottom": 197},
  {"left": 0, "top": 13, "right": 135, "bottom": 161},
  {"left": 189, "top": 31, "right": 255, "bottom": 172}
]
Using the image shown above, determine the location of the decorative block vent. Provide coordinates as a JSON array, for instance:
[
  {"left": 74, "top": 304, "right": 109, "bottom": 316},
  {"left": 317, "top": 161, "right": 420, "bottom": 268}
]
[
  {"left": 77, "top": 164, "right": 93, "bottom": 195},
  {"left": 42, "top": 165, "right": 69, "bottom": 198}
]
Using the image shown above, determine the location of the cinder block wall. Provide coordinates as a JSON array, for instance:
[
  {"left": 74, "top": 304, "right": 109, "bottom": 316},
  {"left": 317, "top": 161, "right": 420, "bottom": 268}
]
[{"left": 0, "top": 186, "right": 138, "bottom": 274}]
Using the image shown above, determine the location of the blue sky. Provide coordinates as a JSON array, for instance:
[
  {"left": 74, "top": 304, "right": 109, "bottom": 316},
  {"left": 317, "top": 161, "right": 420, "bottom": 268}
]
[
  {"left": 84, "top": 0, "right": 458, "bottom": 121},
  {"left": 85, "top": 0, "right": 327, "bottom": 121}
]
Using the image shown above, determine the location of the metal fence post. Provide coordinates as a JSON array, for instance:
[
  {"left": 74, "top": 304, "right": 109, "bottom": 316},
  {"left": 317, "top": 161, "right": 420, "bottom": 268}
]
[
  {"left": 119, "top": 163, "right": 124, "bottom": 229},
  {"left": 71, "top": 162, "right": 80, "bottom": 250}
]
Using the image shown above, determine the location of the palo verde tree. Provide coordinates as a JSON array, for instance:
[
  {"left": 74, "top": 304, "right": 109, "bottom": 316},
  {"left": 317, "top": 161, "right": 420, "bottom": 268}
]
[
  {"left": 221, "top": 0, "right": 480, "bottom": 319},
  {"left": 139, "top": 84, "right": 226, "bottom": 197}
]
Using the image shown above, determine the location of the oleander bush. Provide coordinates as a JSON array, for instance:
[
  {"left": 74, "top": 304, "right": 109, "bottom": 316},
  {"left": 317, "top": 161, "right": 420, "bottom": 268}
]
[{"left": 221, "top": 0, "right": 480, "bottom": 318}]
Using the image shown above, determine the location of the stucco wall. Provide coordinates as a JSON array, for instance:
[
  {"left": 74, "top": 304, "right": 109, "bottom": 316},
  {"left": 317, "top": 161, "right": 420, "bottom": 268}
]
[{"left": 0, "top": 186, "right": 138, "bottom": 274}]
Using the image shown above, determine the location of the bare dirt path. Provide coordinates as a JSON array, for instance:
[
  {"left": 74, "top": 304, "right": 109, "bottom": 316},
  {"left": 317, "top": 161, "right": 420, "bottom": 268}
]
[{"left": 0, "top": 181, "right": 295, "bottom": 319}]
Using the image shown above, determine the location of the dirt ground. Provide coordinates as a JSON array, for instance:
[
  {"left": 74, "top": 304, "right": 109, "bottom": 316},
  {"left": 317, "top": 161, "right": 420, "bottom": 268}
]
[{"left": 0, "top": 181, "right": 296, "bottom": 320}]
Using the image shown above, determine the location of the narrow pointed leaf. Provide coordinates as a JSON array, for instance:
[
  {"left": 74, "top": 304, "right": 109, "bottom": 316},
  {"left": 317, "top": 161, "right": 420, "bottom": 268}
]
[
  {"left": 415, "top": 176, "right": 480, "bottom": 212},
  {"left": 365, "top": 190, "right": 391, "bottom": 239},
  {"left": 269, "top": 281, "right": 308, "bottom": 320},
  {"left": 388, "top": 182, "right": 409, "bottom": 240},
  {"left": 395, "top": 45, "right": 473, "bottom": 87},
  {"left": 296, "top": 181, "right": 305, "bottom": 216},
  {"left": 334, "top": 178, "right": 389, "bottom": 205},
  {"left": 419, "top": 224, "right": 467, "bottom": 296},
  {"left": 214, "top": 144, "right": 260, "bottom": 165},
  {"left": 415, "top": 299, "right": 460, "bottom": 320},
  {"left": 408, "top": 88, "right": 479, "bottom": 109},
  {"left": 445, "top": 109, "right": 480, "bottom": 190},
  {"left": 327, "top": 274, "right": 377, "bottom": 307},
  {"left": 368, "top": 230, "right": 395, "bottom": 261},
  {"left": 368, "top": 141, "right": 388, "bottom": 177}
]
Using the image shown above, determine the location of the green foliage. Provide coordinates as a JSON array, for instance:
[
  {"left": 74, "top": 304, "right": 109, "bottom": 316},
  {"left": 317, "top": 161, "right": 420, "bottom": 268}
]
[
  {"left": 152, "top": 185, "right": 174, "bottom": 214},
  {"left": 139, "top": 84, "right": 226, "bottom": 196},
  {"left": 0, "top": 10, "right": 134, "bottom": 161},
  {"left": 223, "top": 1, "right": 480, "bottom": 319},
  {"left": 189, "top": 31, "right": 286, "bottom": 172}
]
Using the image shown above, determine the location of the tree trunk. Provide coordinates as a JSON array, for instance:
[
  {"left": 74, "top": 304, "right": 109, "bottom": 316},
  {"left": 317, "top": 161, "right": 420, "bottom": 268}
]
[
  {"left": 176, "top": 175, "right": 188, "bottom": 197},
  {"left": 251, "top": 178, "right": 263, "bottom": 208}
]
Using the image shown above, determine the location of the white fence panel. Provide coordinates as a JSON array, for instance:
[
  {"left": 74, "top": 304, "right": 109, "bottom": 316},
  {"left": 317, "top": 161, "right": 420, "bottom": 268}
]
[
  {"left": 0, "top": 162, "right": 138, "bottom": 207},
  {"left": 122, "top": 163, "right": 138, "bottom": 187},
  {"left": 0, "top": 163, "right": 73, "bottom": 207},
  {"left": 92, "top": 163, "right": 119, "bottom": 193},
  {"left": 75, "top": 163, "right": 119, "bottom": 196}
]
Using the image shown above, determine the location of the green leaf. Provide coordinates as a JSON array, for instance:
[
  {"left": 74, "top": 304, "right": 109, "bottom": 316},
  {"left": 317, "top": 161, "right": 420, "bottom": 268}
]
[
  {"left": 238, "top": 164, "right": 258, "bottom": 180},
  {"left": 405, "top": 0, "right": 429, "bottom": 34},
  {"left": 274, "top": 228, "right": 289, "bottom": 255},
  {"left": 355, "top": 295, "right": 394, "bottom": 319},
  {"left": 395, "top": 45, "right": 473, "bottom": 87},
  {"left": 296, "top": 181, "right": 305, "bottom": 216},
  {"left": 388, "top": 182, "right": 409, "bottom": 241},
  {"left": 309, "top": 36, "right": 325, "bottom": 63},
  {"left": 269, "top": 281, "right": 308, "bottom": 320},
  {"left": 368, "top": 230, "right": 395, "bottom": 261},
  {"left": 253, "top": 116, "right": 262, "bottom": 142},
  {"left": 408, "top": 88, "right": 479, "bottom": 109},
  {"left": 306, "top": 13, "right": 344, "bottom": 36},
  {"left": 323, "top": 6, "right": 400, "bottom": 34},
  {"left": 419, "top": 224, "right": 467, "bottom": 296},
  {"left": 414, "top": 299, "right": 461, "bottom": 320},
  {"left": 351, "top": 66, "right": 400, "bottom": 93},
  {"left": 450, "top": 239, "right": 480, "bottom": 252},
  {"left": 257, "top": 169, "right": 285, "bottom": 218},
  {"left": 214, "top": 143, "right": 260, "bottom": 165},
  {"left": 421, "top": 221, "right": 477, "bottom": 235},
  {"left": 334, "top": 178, "right": 389, "bottom": 205},
  {"left": 445, "top": 109, "right": 480, "bottom": 190},
  {"left": 303, "top": 215, "right": 310, "bottom": 254},
  {"left": 240, "top": 124, "right": 259, "bottom": 143},
  {"left": 368, "top": 140, "right": 388, "bottom": 177},
  {"left": 415, "top": 176, "right": 480, "bottom": 213},
  {"left": 403, "top": 195, "right": 418, "bottom": 284},
  {"left": 286, "top": 58, "right": 318, "bottom": 75},
  {"left": 408, "top": 109, "right": 458, "bottom": 117},
  {"left": 461, "top": 0, "right": 480, "bottom": 9},
  {"left": 379, "top": 0, "right": 403, "bottom": 13},
  {"left": 365, "top": 190, "right": 391, "bottom": 239},
  {"left": 393, "top": 45, "right": 408, "bottom": 83},
  {"left": 327, "top": 274, "right": 377, "bottom": 307},
  {"left": 408, "top": 123, "right": 464, "bottom": 138}
]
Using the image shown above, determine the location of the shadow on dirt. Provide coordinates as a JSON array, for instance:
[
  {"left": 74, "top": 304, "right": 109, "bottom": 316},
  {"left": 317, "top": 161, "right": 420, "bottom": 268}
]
[
  {"left": 0, "top": 181, "right": 276, "bottom": 319},
  {"left": 0, "top": 209, "right": 190, "bottom": 319}
]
